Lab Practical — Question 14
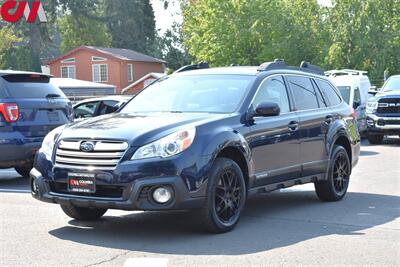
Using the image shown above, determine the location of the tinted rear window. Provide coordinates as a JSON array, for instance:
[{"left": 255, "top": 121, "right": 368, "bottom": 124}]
[
  {"left": 1, "top": 74, "right": 66, "bottom": 98},
  {"left": 287, "top": 76, "right": 320, "bottom": 110},
  {"left": 0, "top": 81, "right": 6, "bottom": 98},
  {"left": 315, "top": 79, "right": 342, "bottom": 106},
  {"left": 337, "top": 86, "right": 351, "bottom": 104}
]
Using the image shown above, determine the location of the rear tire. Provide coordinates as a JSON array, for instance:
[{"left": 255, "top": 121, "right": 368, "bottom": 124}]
[
  {"left": 15, "top": 165, "right": 33, "bottom": 178},
  {"left": 200, "top": 158, "right": 246, "bottom": 233},
  {"left": 60, "top": 204, "right": 107, "bottom": 221},
  {"left": 367, "top": 134, "right": 383, "bottom": 144},
  {"left": 315, "top": 145, "right": 351, "bottom": 202}
]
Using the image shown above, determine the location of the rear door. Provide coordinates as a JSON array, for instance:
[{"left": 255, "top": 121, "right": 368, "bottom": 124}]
[
  {"left": 1, "top": 74, "right": 72, "bottom": 137},
  {"left": 249, "top": 75, "right": 301, "bottom": 186},
  {"left": 286, "top": 75, "right": 331, "bottom": 176}
]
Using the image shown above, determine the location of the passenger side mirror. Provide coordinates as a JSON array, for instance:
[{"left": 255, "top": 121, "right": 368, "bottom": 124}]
[
  {"left": 368, "top": 86, "right": 379, "bottom": 96},
  {"left": 254, "top": 102, "right": 280, "bottom": 117}
]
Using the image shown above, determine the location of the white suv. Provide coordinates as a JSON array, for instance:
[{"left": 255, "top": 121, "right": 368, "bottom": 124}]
[{"left": 326, "top": 69, "right": 372, "bottom": 134}]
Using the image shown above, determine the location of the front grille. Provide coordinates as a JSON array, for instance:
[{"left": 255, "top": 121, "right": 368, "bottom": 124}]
[
  {"left": 55, "top": 140, "right": 128, "bottom": 170},
  {"left": 377, "top": 98, "right": 400, "bottom": 114},
  {"left": 50, "top": 182, "right": 123, "bottom": 198}
]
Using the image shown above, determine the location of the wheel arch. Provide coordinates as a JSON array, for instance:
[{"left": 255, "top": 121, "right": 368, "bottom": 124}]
[{"left": 332, "top": 134, "right": 352, "bottom": 165}]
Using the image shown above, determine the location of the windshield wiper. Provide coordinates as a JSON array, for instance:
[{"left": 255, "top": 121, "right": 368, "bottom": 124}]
[{"left": 46, "top": 93, "right": 61, "bottom": 98}]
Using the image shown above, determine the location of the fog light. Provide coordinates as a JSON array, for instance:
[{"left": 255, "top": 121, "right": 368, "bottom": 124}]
[{"left": 152, "top": 187, "right": 172, "bottom": 204}]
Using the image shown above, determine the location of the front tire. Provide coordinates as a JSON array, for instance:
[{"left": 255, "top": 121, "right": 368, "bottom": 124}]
[
  {"left": 367, "top": 134, "right": 383, "bottom": 144},
  {"left": 200, "top": 158, "right": 246, "bottom": 233},
  {"left": 315, "top": 145, "right": 351, "bottom": 202},
  {"left": 60, "top": 204, "right": 107, "bottom": 221}
]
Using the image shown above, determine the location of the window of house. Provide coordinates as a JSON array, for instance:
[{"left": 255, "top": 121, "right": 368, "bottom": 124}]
[
  {"left": 127, "top": 64, "right": 133, "bottom": 81},
  {"left": 61, "top": 58, "right": 75, "bottom": 63},
  {"left": 92, "top": 56, "right": 107, "bottom": 62},
  {"left": 92, "top": 64, "right": 108, "bottom": 82},
  {"left": 61, "top": 65, "right": 76, "bottom": 79}
]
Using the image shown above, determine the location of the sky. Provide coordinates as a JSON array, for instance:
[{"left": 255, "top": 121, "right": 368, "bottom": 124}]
[
  {"left": 151, "top": 0, "right": 182, "bottom": 35},
  {"left": 151, "top": 0, "right": 333, "bottom": 35}
]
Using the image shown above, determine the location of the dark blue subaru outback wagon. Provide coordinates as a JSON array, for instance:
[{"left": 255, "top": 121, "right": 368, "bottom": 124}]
[
  {"left": 31, "top": 60, "right": 360, "bottom": 233},
  {"left": 0, "top": 71, "right": 72, "bottom": 177}
]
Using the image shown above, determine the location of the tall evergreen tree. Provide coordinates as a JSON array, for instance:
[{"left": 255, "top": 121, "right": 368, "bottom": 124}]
[{"left": 104, "top": 0, "right": 157, "bottom": 54}]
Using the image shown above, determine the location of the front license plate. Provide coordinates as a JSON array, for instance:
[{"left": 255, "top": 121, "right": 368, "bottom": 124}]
[{"left": 68, "top": 173, "right": 96, "bottom": 193}]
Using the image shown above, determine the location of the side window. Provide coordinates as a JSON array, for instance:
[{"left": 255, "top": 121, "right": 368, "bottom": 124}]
[
  {"left": 315, "top": 80, "right": 342, "bottom": 106},
  {"left": 98, "top": 100, "right": 118, "bottom": 115},
  {"left": 252, "top": 76, "right": 290, "bottom": 113},
  {"left": 74, "top": 101, "right": 100, "bottom": 119},
  {"left": 353, "top": 87, "right": 361, "bottom": 104},
  {"left": 287, "top": 76, "right": 319, "bottom": 111}
]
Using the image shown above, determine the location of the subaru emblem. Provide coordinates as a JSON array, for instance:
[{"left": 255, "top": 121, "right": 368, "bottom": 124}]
[{"left": 80, "top": 141, "right": 95, "bottom": 152}]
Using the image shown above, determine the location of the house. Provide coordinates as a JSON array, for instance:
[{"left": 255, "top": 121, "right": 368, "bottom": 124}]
[
  {"left": 121, "top": 72, "right": 166, "bottom": 95},
  {"left": 44, "top": 46, "right": 166, "bottom": 93},
  {"left": 50, "top": 78, "right": 117, "bottom": 102}
]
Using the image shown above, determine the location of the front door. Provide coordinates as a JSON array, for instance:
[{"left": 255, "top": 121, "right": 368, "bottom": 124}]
[{"left": 248, "top": 75, "right": 301, "bottom": 186}]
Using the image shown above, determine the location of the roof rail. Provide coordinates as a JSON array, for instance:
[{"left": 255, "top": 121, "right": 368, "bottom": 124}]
[
  {"left": 325, "top": 69, "right": 368, "bottom": 77},
  {"left": 299, "top": 61, "right": 325, "bottom": 76},
  {"left": 174, "top": 62, "right": 209, "bottom": 73},
  {"left": 257, "top": 59, "right": 287, "bottom": 71}
]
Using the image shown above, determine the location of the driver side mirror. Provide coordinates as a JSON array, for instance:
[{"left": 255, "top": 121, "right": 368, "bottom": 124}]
[{"left": 254, "top": 102, "right": 280, "bottom": 117}]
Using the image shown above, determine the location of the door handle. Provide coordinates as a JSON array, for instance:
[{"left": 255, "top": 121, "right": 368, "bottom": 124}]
[
  {"left": 288, "top": 121, "right": 299, "bottom": 131},
  {"left": 325, "top": 115, "right": 334, "bottom": 124}
]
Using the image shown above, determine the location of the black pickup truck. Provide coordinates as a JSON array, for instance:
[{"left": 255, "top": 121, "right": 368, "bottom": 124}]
[{"left": 366, "top": 75, "right": 400, "bottom": 144}]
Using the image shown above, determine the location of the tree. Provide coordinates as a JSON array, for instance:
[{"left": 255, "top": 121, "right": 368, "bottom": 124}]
[
  {"left": 326, "top": 0, "right": 400, "bottom": 85},
  {"left": 104, "top": 0, "right": 157, "bottom": 54},
  {"left": 182, "top": 0, "right": 327, "bottom": 67},
  {"left": 0, "top": 26, "right": 21, "bottom": 69},
  {"left": 59, "top": 15, "right": 111, "bottom": 53}
]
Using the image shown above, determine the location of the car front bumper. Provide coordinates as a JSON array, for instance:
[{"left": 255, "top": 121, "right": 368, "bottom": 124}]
[{"left": 366, "top": 115, "right": 400, "bottom": 135}]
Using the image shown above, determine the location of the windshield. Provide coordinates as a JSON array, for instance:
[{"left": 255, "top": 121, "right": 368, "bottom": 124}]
[
  {"left": 121, "top": 75, "right": 255, "bottom": 114},
  {"left": 337, "top": 86, "right": 351, "bottom": 104},
  {"left": 383, "top": 77, "right": 400, "bottom": 92}
]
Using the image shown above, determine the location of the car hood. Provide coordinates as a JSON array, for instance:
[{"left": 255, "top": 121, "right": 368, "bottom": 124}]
[
  {"left": 370, "top": 90, "right": 400, "bottom": 101},
  {"left": 59, "top": 112, "right": 228, "bottom": 144}
]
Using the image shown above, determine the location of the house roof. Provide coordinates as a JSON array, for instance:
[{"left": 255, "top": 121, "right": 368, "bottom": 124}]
[
  {"left": 121, "top": 72, "right": 166, "bottom": 94},
  {"left": 45, "top": 46, "right": 166, "bottom": 65}
]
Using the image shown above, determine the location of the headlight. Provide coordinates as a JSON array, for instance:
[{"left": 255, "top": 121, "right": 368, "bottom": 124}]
[
  {"left": 40, "top": 126, "right": 64, "bottom": 159},
  {"left": 131, "top": 127, "right": 196, "bottom": 160},
  {"left": 366, "top": 101, "right": 378, "bottom": 113}
]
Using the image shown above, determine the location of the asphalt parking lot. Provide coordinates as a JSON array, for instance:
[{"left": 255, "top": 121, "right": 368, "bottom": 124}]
[{"left": 0, "top": 138, "right": 399, "bottom": 267}]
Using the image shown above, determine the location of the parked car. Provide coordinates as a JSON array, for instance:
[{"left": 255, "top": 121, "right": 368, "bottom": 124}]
[
  {"left": 73, "top": 96, "right": 132, "bottom": 120},
  {"left": 326, "top": 69, "right": 372, "bottom": 135},
  {"left": 366, "top": 75, "right": 400, "bottom": 144},
  {"left": 0, "top": 70, "right": 73, "bottom": 177},
  {"left": 31, "top": 60, "right": 360, "bottom": 233}
]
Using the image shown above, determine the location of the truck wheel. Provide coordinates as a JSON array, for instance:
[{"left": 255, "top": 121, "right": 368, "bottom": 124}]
[
  {"left": 367, "top": 134, "right": 384, "bottom": 144},
  {"left": 15, "top": 165, "right": 33, "bottom": 177},
  {"left": 200, "top": 158, "right": 246, "bottom": 233},
  {"left": 315, "top": 145, "right": 351, "bottom": 202},
  {"left": 60, "top": 204, "right": 107, "bottom": 221}
]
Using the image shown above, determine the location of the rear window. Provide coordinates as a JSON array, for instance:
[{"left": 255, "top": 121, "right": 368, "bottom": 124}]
[
  {"left": 315, "top": 79, "right": 342, "bottom": 106},
  {"left": 337, "top": 86, "right": 351, "bottom": 104},
  {"left": 1, "top": 74, "right": 66, "bottom": 98},
  {"left": 0, "top": 81, "right": 6, "bottom": 98}
]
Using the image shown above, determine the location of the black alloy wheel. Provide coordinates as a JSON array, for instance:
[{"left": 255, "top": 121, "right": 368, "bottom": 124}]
[
  {"left": 214, "top": 169, "right": 243, "bottom": 224},
  {"left": 315, "top": 145, "right": 351, "bottom": 201},
  {"left": 200, "top": 157, "right": 246, "bottom": 233}
]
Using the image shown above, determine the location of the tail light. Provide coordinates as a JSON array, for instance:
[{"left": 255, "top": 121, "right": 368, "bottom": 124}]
[
  {"left": 350, "top": 107, "right": 356, "bottom": 119},
  {"left": 0, "top": 103, "right": 19, "bottom": 122}
]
